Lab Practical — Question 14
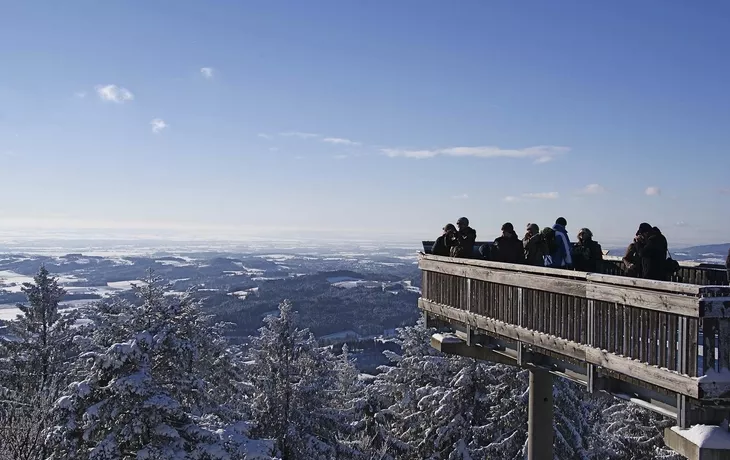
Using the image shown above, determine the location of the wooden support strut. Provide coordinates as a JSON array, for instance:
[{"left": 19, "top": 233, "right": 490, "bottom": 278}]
[{"left": 528, "top": 368, "right": 554, "bottom": 460}]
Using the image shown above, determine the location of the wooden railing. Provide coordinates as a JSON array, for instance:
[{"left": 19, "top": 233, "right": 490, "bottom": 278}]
[
  {"left": 419, "top": 255, "right": 730, "bottom": 405},
  {"left": 421, "top": 240, "right": 729, "bottom": 285}
]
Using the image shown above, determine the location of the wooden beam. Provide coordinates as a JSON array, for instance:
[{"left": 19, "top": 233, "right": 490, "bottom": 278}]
[
  {"left": 586, "top": 284, "right": 700, "bottom": 317},
  {"left": 420, "top": 258, "right": 587, "bottom": 297},
  {"left": 420, "top": 299, "right": 588, "bottom": 361},
  {"left": 584, "top": 348, "right": 700, "bottom": 399},
  {"left": 420, "top": 254, "right": 588, "bottom": 280},
  {"left": 586, "top": 273, "right": 702, "bottom": 296}
]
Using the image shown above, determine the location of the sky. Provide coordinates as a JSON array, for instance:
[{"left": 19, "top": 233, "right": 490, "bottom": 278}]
[{"left": 1, "top": 1, "right": 729, "bottom": 247}]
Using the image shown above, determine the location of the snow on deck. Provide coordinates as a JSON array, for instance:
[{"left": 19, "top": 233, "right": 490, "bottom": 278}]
[{"left": 671, "top": 421, "right": 730, "bottom": 449}]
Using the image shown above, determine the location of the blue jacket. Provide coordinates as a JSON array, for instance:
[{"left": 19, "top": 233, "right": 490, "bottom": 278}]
[{"left": 548, "top": 224, "right": 573, "bottom": 268}]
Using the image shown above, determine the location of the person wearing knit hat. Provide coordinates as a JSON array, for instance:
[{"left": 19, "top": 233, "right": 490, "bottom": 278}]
[
  {"left": 572, "top": 228, "right": 603, "bottom": 272},
  {"left": 492, "top": 222, "right": 525, "bottom": 264},
  {"left": 431, "top": 223, "right": 457, "bottom": 257},
  {"left": 523, "top": 223, "right": 547, "bottom": 266}
]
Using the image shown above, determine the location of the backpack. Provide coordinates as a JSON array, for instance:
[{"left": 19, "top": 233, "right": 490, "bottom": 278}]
[{"left": 665, "top": 252, "right": 680, "bottom": 276}]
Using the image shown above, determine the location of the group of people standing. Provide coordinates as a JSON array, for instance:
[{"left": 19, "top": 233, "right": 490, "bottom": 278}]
[{"left": 431, "top": 216, "right": 604, "bottom": 273}]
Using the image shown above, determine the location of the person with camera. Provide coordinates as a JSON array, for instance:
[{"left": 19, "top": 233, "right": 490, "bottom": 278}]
[
  {"left": 571, "top": 228, "right": 603, "bottom": 272},
  {"left": 450, "top": 217, "right": 477, "bottom": 258},
  {"left": 523, "top": 223, "right": 547, "bottom": 266},
  {"left": 633, "top": 223, "right": 669, "bottom": 281},
  {"left": 432, "top": 223, "right": 457, "bottom": 257}
]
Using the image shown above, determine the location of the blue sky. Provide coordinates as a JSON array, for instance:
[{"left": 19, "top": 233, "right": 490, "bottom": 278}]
[{"left": 1, "top": 1, "right": 729, "bottom": 246}]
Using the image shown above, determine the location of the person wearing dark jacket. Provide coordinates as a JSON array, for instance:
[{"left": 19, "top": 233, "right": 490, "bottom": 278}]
[
  {"left": 492, "top": 223, "right": 525, "bottom": 264},
  {"left": 450, "top": 217, "right": 477, "bottom": 258},
  {"left": 523, "top": 223, "right": 548, "bottom": 266},
  {"left": 432, "top": 224, "right": 457, "bottom": 256},
  {"left": 636, "top": 225, "right": 669, "bottom": 281},
  {"left": 571, "top": 228, "right": 603, "bottom": 272},
  {"left": 623, "top": 222, "right": 651, "bottom": 277}
]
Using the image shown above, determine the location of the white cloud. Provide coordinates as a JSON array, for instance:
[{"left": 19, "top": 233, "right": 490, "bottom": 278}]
[
  {"left": 323, "top": 137, "right": 361, "bottom": 146},
  {"left": 645, "top": 186, "right": 661, "bottom": 196},
  {"left": 381, "top": 145, "right": 570, "bottom": 162},
  {"left": 1, "top": 150, "right": 18, "bottom": 157},
  {"left": 268, "top": 147, "right": 279, "bottom": 152},
  {"left": 258, "top": 133, "right": 273, "bottom": 140},
  {"left": 522, "top": 192, "right": 559, "bottom": 200},
  {"left": 74, "top": 91, "right": 87, "bottom": 98},
  {"left": 452, "top": 193, "right": 469, "bottom": 200},
  {"left": 675, "top": 221, "right": 688, "bottom": 227},
  {"left": 533, "top": 156, "right": 554, "bottom": 164},
  {"left": 200, "top": 67, "right": 214, "bottom": 79},
  {"left": 150, "top": 118, "right": 169, "bottom": 133},
  {"left": 333, "top": 154, "right": 349, "bottom": 160},
  {"left": 95, "top": 84, "right": 134, "bottom": 103},
  {"left": 504, "top": 196, "right": 520, "bottom": 203},
  {"left": 280, "top": 131, "right": 320, "bottom": 139},
  {"left": 580, "top": 184, "right": 606, "bottom": 195}
]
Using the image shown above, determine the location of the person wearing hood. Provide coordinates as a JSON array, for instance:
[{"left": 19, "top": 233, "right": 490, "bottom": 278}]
[
  {"left": 450, "top": 217, "right": 477, "bottom": 258},
  {"left": 635, "top": 224, "right": 669, "bottom": 281},
  {"left": 549, "top": 217, "right": 573, "bottom": 269},
  {"left": 523, "top": 223, "right": 548, "bottom": 266},
  {"left": 432, "top": 223, "right": 457, "bottom": 257},
  {"left": 492, "top": 222, "right": 525, "bottom": 264},
  {"left": 571, "top": 228, "right": 603, "bottom": 272}
]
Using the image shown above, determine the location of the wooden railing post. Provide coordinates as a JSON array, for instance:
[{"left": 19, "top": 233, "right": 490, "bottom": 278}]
[
  {"left": 587, "top": 299, "right": 602, "bottom": 393},
  {"left": 466, "top": 278, "right": 473, "bottom": 346}
]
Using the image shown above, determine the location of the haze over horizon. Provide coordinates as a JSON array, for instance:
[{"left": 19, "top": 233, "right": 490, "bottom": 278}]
[{"left": 2, "top": 1, "right": 729, "bottom": 246}]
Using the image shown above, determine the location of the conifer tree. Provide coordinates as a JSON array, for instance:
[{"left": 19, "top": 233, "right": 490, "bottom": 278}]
[{"left": 46, "top": 273, "right": 273, "bottom": 459}]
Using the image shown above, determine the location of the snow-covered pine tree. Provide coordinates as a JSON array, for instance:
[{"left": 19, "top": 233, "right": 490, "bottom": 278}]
[
  {"left": 0, "top": 266, "right": 79, "bottom": 460},
  {"left": 353, "top": 319, "right": 465, "bottom": 459},
  {"left": 552, "top": 378, "right": 598, "bottom": 460},
  {"left": 0, "top": 266, "right": 78, "bottom": 398},
  {"left": 600, "top": 400, "right": 682, "bottom": 460},
  {"left": 46, "top": 273, "right": 274, "bottom": 460},
  {"left": 248, "top": 300, "right": 356, "bottom": 460}
]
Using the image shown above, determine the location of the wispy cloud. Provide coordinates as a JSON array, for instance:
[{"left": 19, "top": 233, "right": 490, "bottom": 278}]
[
  {"left": 200, "top": 67, "right": 214, "bottom": 79},
  {"left": 279, "top": 132, "right": 320, "bottom": 139},
  {"left": 452, "top": 193, "right": 469, "bottom": 200},
  {"left": 645, "top": 186, "right": 661, "bottom": 196},
  {"left": 505, "top": 192, "right": 559, "bottom": 202},
  {"left": 533, "top": 156, "right": 554, "bottom": 164},
  {"left": 381, "top": 145, "right": 569, "bottom": 163},
  {"left": 150, "top": 118, "right": 169, "bottom": 133},
  {"left": 333, "top": 154, "right": 349, "bottom": 160},
  {"left": 675, "top": 221, "right": 688, "bottom": 227},
  {"left": 95, "top": 84, "right": 134, "bottom": 103},
  {"left": 1, "top": 150, "right": 19, "bottom": 157},
  {"left": 323, "top": 137, "right": 361, "bottom": 146},
  {"left": 580, "top": 184, "right": 606, "bottom": 195},
  {"left": 523, "top": 192, "right": 559, "bottom": 200},
  {"left": 258, "top": 133, "right": 273, "bottom": 140},
  {"left": 268, "top": 147, "right": 279, "bottom": 152},
  {"left": 74, "top": 91, "right": 87, "bottom": 99}
]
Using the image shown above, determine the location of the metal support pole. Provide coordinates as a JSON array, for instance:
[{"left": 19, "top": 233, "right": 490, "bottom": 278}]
[{"left": 528, "top": 368, "right": 554, "bottom": 460}]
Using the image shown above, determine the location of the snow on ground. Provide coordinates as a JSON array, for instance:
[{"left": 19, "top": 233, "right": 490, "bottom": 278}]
[
  {"left": 326, "top": 276, "right": 361, "bottom": 283},
  {"left": 106, "top": 280, "right": 145, "bottom": 290},
  {"left": 332, "top": 280, "right": 382, "bottom": 289},
  {"left": 0, "top": 270, "right": 35, "bottom": 292},
  {"left": 252, "top": 276, "right": 288, "bottom": 281},
  {"left": 254, "top": 254, "right": 297, "bottom": 261},
  {"left": 155, "top": 259, "right": 193, "bottom": 267}
]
